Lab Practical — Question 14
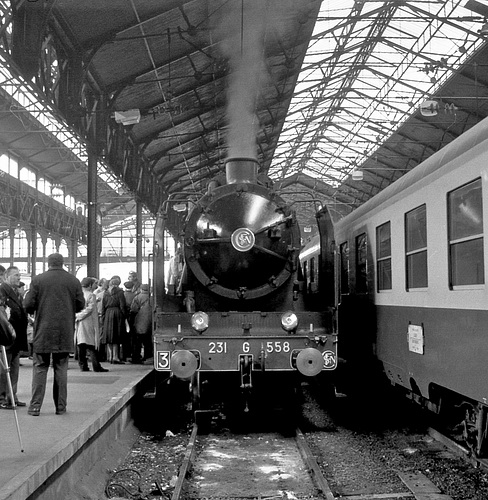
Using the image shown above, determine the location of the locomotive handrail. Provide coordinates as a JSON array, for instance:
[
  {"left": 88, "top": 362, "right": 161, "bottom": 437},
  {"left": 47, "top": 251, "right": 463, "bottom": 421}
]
[
  {"left": 193, "top": 216, "right": 293, "bottom": 243},
  {"left": 147, "top": 252, "right": 155, "bottom": 332},
  {"left": 254, "top": 214, "right": 293, "bottom": 235},
  {"left": 193, "top": 238, "right": 289, "bottom": 261},
  {"left": 253, "top": 244, "right": 289, "bottom": 261},
  {"left": 194, "top": 220, "right": 292, "bottom": 243},
  {"left": 161, "top": 191, "right": 204, "bottom": 216},
  {"left": 195, "top": 237, "right": 231, "bottom": 243}
]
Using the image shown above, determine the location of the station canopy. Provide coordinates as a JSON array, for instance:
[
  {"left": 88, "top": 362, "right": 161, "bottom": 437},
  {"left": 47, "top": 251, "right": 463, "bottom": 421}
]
[{"left": 1, "top": 0, "right": 488, "bottom": 236}]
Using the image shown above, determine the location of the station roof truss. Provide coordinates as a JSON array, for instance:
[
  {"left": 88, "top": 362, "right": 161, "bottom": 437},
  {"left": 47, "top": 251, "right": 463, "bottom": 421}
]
[{"left": 0, "top": 0, "right": 487, "bottom": 237}]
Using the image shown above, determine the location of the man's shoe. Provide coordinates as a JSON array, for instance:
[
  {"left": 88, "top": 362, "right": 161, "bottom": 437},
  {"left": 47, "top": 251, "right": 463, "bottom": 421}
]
[
  {"left": 28, "top": 407, "right": 40, "bottom": 416},
  {"left": 95, "top": 367, "right": 109, "bottom": 372},
  {"left": 0, "top": 402, "right": 13, "bottom": 410},
  {"left": 15, "top": 401, "right": 27, "bottom": 407},
  {"left": 56, "top": 408, "right": 66, "bottom": 415}
]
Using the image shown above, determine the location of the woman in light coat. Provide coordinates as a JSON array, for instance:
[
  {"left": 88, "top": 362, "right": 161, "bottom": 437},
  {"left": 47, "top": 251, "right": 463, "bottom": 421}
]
[{"left": 75, "top": 277, "right": 108, "bottom": 372}]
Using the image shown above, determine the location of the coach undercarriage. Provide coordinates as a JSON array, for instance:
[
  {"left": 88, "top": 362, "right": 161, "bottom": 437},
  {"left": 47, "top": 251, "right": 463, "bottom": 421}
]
[
  {"left": 446, "top": 397, "right": 488, "bottom": 458},
  {"left": 405, "top": 382, "right": 488, "bottom": 458}
]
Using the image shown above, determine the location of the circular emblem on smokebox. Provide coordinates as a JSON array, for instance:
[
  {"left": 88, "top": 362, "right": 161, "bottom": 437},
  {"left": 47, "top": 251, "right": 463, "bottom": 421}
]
[{"left": 231, "top": 227, "right": 255, "bottom": 252}]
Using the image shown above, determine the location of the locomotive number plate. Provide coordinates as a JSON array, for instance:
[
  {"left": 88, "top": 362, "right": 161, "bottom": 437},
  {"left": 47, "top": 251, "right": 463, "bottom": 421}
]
[
  {"left": 200, "top": 340, "right": 293, "bottom": 355},
  {"left": 241, "top": 340, "right": 291, "bottom": 353}
]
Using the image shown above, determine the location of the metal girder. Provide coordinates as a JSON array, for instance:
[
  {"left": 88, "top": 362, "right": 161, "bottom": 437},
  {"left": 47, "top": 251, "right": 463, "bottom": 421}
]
[
  {"left": 275, "top": 3, "right": 398, "bottom": 179},
  {"left": 0, "top": 173, "right": 88, "bottom": 243}
]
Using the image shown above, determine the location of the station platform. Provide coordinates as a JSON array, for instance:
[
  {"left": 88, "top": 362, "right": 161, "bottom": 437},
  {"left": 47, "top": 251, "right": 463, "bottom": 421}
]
[{"left": 0, "top": 356, "right": 154, "bottom": 500}]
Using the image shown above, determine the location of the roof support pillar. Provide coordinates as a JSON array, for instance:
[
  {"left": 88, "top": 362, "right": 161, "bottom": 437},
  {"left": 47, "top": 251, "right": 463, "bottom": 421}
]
[
  {"left": 136, "top": 201, "right": 143, "bottom": 280},
  {"left": 69, "top": 239, "right": 77, "bottom": 276},
  {"left": 30, "top": 225, "right": 37, "bottom": 278},
  {"left": 87, "top": 142, "right": 99, "bottom": 278}
]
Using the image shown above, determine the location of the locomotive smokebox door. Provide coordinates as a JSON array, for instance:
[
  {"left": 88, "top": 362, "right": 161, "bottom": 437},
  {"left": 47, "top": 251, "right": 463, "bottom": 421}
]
[{"left": 183, "top": 157, "right": 300, "bottom": 301}]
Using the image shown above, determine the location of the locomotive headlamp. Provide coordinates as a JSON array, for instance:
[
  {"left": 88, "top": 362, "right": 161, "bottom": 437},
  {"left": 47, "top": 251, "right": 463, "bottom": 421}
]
[
  {"left": 281, "top": 311, "right": 298, "bottom": 332},
  {"left": 191, "top": 311, "right": 209, "bottom": 332}
]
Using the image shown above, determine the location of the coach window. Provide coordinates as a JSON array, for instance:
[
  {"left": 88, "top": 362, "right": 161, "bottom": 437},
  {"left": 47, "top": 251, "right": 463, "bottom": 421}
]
[
  {"left": 339, "top": 241, "right": 350, "bottom": 294},
  {"left": 448, "top": 178, "right": 484, "bottom": 287},
  {"left": 356, "top": 233, "right": 368, "bottom": 293},
  {"left": 376, "top": 222, "right": 392, "bottom": 291},
  {"left": 405, "top": 204, "right": 428, "bottom": 289}
]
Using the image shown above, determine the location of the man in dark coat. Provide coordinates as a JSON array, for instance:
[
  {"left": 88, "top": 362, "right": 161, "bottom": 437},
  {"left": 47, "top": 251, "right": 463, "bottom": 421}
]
[
  {"left": 0, "top": 266, "right": 28, "bottom": 409},
  {"left": 23, "top": 253, "right": 85, "bottom": 416}
]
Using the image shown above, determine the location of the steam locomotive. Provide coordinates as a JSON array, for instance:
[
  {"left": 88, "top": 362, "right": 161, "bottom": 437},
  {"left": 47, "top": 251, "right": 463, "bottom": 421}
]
[
  {"left": 152, "top": 157, "right": 337, "bottom": 415},
  {"left": 300, "top": 116, "right": 488, "bottom": 457}
]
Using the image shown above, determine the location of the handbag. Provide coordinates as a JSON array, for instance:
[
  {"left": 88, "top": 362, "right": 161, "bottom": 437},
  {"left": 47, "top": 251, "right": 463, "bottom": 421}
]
[{"left": 0, "top": 306, "right": 16, "bottom": 347}]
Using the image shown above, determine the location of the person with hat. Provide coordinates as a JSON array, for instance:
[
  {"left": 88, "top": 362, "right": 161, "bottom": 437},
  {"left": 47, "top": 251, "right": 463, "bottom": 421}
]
[{"left": 75, "top": 277, "right": 109, "bottom": 373}]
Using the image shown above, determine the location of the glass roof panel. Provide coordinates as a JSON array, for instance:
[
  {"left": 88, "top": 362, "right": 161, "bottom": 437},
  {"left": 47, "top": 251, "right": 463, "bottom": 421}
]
[{"left": 270, "top": 0, "right": 486, "bottom": 187}]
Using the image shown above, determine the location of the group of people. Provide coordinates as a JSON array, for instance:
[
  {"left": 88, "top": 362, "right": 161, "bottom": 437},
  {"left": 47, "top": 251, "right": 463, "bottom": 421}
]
[
  {"left": 93, "top": 272, "right": 153, "bottom": 366},
  {"left": 0, "top": 253, "right": 152, "bottom": 417}
]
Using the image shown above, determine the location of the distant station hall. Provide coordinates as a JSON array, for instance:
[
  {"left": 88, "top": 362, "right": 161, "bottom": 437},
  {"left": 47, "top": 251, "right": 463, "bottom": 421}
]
[{"left": 1, "top": 1, "right": 488, "bottom": 499}]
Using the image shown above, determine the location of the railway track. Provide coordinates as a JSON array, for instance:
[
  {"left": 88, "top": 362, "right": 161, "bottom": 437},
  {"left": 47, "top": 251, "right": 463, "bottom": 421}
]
[
  {"left": 104, "top": 381, "right": 488, "bottom": 499},
  {"left": 169, "top": 424, "right": 453, "bottom": 500}
]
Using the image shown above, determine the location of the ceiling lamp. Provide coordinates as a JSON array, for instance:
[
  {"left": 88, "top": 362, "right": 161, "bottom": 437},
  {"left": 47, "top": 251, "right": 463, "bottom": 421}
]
[
  {"left": 351, "top": 169, "right": 363, "bottom": 181},
  {"left": 420, "top": 100, "right": 439, "bottom": 117},
  {"left": 113, "top": 109, "right": 141, "bottom": 125}
]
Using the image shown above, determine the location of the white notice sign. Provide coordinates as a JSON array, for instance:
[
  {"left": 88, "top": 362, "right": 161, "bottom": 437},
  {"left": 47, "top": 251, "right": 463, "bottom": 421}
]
[{"left": 408, "top": 324, "right": 424, "bottom": 354}]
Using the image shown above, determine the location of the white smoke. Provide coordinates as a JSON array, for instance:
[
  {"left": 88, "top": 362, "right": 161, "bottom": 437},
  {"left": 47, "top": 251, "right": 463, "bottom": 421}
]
[{"left": 213, "top": 0, "right": 305, "bottom": 160}]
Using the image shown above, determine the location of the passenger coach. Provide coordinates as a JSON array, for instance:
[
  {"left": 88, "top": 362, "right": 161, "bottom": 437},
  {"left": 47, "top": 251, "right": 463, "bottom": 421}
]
[{"left": 305, "top": 116, "right": 488, "bottom": 457}]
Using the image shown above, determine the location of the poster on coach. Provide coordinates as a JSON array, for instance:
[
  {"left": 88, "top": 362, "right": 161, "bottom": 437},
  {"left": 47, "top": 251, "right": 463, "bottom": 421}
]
[{"left": 408, "top": 324, "right": 424, "bottom": 355}]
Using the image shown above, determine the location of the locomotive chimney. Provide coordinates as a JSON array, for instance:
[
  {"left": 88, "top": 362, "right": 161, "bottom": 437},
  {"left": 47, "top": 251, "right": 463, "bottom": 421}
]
[{"left": 225, "top": 157, "right": 258, "bottom": 184}]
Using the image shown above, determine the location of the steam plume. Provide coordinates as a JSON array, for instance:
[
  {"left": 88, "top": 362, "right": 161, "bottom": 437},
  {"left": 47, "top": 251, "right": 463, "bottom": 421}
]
[{"left": 213, "top": 0, "right": 304, "bottom": 160}]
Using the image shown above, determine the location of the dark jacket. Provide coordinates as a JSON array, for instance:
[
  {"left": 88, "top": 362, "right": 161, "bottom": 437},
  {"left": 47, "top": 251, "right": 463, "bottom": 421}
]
[
  {"left": 0, "top": 283, "right": 28, "bottom": 352},
  {"left": 23, "top": 268, "right": 85, "bottom": 353},
  {"left": 101, "top": 285, "right": 127, "bottom": 344}
]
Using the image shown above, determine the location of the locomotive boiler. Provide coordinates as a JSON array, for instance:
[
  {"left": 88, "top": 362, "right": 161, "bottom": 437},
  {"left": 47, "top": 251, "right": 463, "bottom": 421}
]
[{"left": 152, "top": 157, "right": 337, "bottom": 415}]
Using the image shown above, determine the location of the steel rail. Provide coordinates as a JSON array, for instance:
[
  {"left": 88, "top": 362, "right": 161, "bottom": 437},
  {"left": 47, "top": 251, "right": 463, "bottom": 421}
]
[
  {"left": 295, "top": 427, "right": 335, "bottom": 500},
  {"left": 171, "top": 423, "right": 198, "bottom": 500}
]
